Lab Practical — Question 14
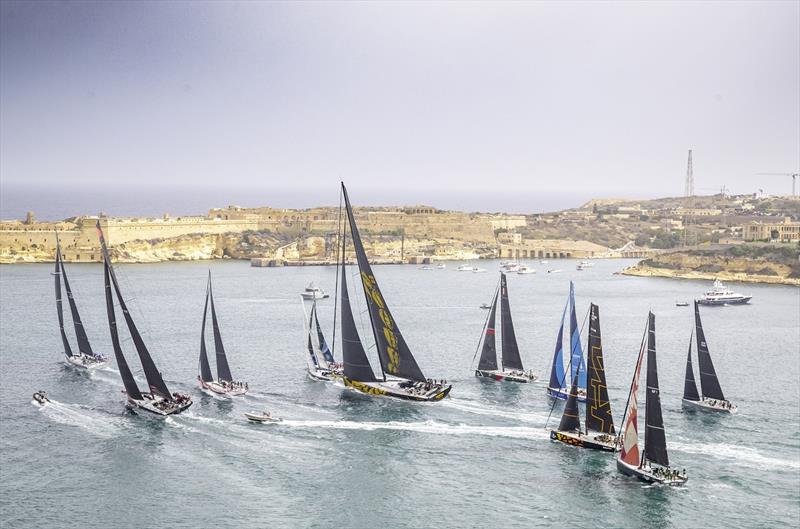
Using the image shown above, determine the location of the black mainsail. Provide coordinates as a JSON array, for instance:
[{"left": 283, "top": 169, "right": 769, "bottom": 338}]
[
  {"left": 683, "top": 332, "right": 700, "bottom": 402},
  {"left": 98, "top": 222, "right": 173, "bottom": 400},
  {"left": 586, "top": 303, "right": 615, "bottom": 434},
  {"left": 103, "top": 254, "right": 143, "bottom": 401},
  {"left": 209, "top": 279, "right": 233, "bottom": 383},
  {"left": 499, "top": 273, "right": 524, "bottom": 371},
  {"left": 341, "top": 183, "right": 426, "bottom": 382},
  {"left": 558, "top": 367, "right": 582, "bottom": 432},
  {"left": 694, "top": 301, "right": 725, "bottom": 401},
  {"left": 340, "top": 245, "right": 378, "bottom": 383},
  {"left": 54, "top": 244, "right": 73, "bottom": 358},
  {"left": 643, "top": 312, "right": 669, "bottom": 468},
  {"left": 60, "top": 250, "right": 96, "bottom": 358},
  {"left": 477, "top": 288, "right": 500, "bottom": 371},
  {"left": 198, "top": 275, "right": 214, "bottom": 383}
]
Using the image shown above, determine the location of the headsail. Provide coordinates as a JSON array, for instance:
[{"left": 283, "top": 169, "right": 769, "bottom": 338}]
[
  {"left": 619, "top": 317, "right": 647, "bottom": 468},
  {"left": 694, "top": 301, "right": 725, "bottom": 401},
  {"left": 644, "top": 312, "right": 669, "bottom": 468},
  {"left": 313, "top": 301, "right": 335, "bottom": 364},
  {"left": 548, "top": 297, "right": 569, "bottom": 389},
  {"left": 98, "top": 221, "right": 172, "bottom": 400},
  {"left": 340, "top": 249, "right": 378, "bottom": 383},
  {"left": 568, "top": 282, "right": 586, "bottom": 389},
  {"left": 103, "top": 257, "right": 142, "bottom": 400},
  {"left": 59, "top": 245, "right": 96, "bottom": 358},
  {"left": 586, "top": 303, "right": 615, "bottom": 435},
  {"left": 342, "top": 183, "right": 426, "bottom": 382},
  {"left": 198, "top": 275, "right": 214, "bottom": 383},
  {"left": 558, "top": 366, "right": 583, "bottom": 432},
  {"left": 477, "top": 287, "right": 499, "bottom": 371},
  {"left": 54, "top": 244, "right": 73, "bottom": 357},
  {"left": 499, "top": 273, "right": 524, "bottom": 371},
  {"left": 682, "top": 332, "right": 700, "bottom": 401},
  {"left": 209, "top": 278, "right": 233, "bottom": 382},
  {"left": 306, "top": 303, "right": 321, "bottom": 369}
]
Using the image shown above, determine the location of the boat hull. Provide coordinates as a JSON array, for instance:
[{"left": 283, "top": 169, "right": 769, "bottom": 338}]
[
  {"left": 244, "top": 412, "right": 282, "bottom": 423},
  {"left": 616, "top": 459, "right": 688, "bottom": 486},
  {"left": 65, "top": 353, "right": 107, "bottom": 370},
  {"left": 301, "top": 293, "right": 329, "bottom": 300},
  {"left": 547, "top": 386, "right": 587, "bottom": 403},
  {"left": 549, "top": 430, "right": 618, "bottom": 452},
  {"left": 199, "top": 379, "right": 248, "bottom": 396},
  {"left": 475, "top": 369, "right": 537, "bottom": 383},
  {"left": 343, "top": 377, "right": 451, "bottom": 402},
  {"left": 307, "top": 367, "right": 342, "bottom": 382},
  {"left": 697, "top": 296, "right": 752, "bottom": 306},
  {"left": 128, "top": 393, "right": 192, "bottom": 416},
  {"left": 682, "top": 398, "right": 737, "bottom": 414}
]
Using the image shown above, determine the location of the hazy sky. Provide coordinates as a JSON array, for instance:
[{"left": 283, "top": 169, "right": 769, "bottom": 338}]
[{"left": 1, "top": 0, "right": 798, "bottom": 212}]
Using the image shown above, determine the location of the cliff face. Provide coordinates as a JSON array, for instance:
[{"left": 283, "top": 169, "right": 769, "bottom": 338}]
[{"left": 621, "top": 245, "right": 800, "bottom": 285}]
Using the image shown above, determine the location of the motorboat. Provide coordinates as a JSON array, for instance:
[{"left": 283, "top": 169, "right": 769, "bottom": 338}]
[
  {"left": 697, "top": 279, "right": 752, "bottom": 306},
  {"left": 675, "top": 301, "right": 690, "bottom": 307},
  {"left": 436, "top": 263, "right": 446, "bottom": 269},
  {"left": 547, "top": 269, "right": 562, "bottom": 274},
  {"left": 517, "top": 266, "right": 536, "bottom": 275},
  {"left": 32, "top": 391, "right": 49, "bottom": 406},
  {"left": 472, "top": 267, "right": 488, "bottom": 273},
  {"left": 501, "top": 262, "right": 521, "bottom": 273},
  {"left": 301, "top": 283, "right": 329, "bottom": 300},
  {"left": 480, "top": 302, "right": 492, "bottom": 310},
  {"left": 420, "top": 265, "right": 435, "bottom": 270},
  {"left": 576, "top": 261, "right": 594, "bottom": 271},
  {"left": 457, "top": 265, "right": 473, "bottom": 271},
  {"left": 245, "top": 411, "right": 282, "bottom": 423}
]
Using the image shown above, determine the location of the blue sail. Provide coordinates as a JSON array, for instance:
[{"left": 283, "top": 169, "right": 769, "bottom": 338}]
[
  {"left": 569, "top": 281, "right": 587, "bottom": 390},
  {"left": 548, "top": 297, "right": 569, "bottom": 390}
]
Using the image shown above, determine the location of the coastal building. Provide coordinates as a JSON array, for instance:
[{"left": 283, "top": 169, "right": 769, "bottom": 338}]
[
  {"left": 743, "top": 218, "right": 800, "bottom": 242},
  {"left": 499, "top": 238, "right": 610, "bottom": 259}
]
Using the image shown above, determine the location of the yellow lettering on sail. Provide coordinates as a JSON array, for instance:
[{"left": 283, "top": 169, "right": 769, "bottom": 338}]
[
  {"left": 379, "top": 308, "right": 393, "bottom": 329},
  {"left": 383, "top": 327, "right": 398, "bottom": 349}
]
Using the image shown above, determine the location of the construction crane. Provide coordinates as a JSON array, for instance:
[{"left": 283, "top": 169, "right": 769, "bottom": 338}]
[{"left": 757, "top": 173, "right": 799, "bottom": 197}]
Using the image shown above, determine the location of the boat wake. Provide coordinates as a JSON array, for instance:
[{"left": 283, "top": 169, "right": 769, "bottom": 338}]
[
  {"left": 36, "top": 399, "right": 119, "bottom": 438},
  {"left": 671, "top": 441, "right": 800, "bottom": 471},
  {"left": 441, "top": 399, "right": 548, "bottom": 424},
  {"left": 279, "top": 419, "right": 549, "bottom": 440}
]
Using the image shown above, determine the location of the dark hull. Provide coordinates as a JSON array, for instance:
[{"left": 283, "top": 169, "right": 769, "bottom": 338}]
[
  {"left": 343, "top": 377, "right": 451, "bottom": 402},
  {"left": 616, "top": 459, "right": 687, "bottom": 486},
  {"left": 550, "top": 430, "right": 617, "bottom": 452},
  {"left": 475, "top": 369, "right": 535, "bottom": 383}
]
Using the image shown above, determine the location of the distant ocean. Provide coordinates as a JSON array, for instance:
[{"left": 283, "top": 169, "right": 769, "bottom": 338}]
[{"left": 0, "top": 183, "right": 622, "bottom": 221}]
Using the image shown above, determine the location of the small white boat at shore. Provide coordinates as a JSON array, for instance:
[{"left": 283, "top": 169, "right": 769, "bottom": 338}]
[
  {"left": 547, "top": 269, "right": 562, "bottom": 274},
  {"left": 457, "top": 265, "right": 473, "bottom": 271},
  {"left": 472, "top": 267, "right": 488, "bottom": 273},
  {"left": 301, "top": 282, "right": 329, "bottom": 300},
  {"left": 517, "top": 265, "right": 536, "bottom": 274}
]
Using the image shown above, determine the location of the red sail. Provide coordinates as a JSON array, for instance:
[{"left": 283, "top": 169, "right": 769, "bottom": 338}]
[{"left": 619, "top": 323, "right": 647, "bottom": 467}]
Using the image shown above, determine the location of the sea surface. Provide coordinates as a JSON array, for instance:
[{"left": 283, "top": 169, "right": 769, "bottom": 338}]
[{"left": 1, "top": 259, "right": 798, "bottom": 528}]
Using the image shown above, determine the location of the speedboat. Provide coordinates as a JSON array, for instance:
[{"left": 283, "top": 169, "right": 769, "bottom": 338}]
[
  {"left": 301, "top": 283, "right": 329, "bottom": 300},
  {"left": 697, "top": 279, "right": 752, "bottom": 306},
  {"left": 675, "top": 301, "right": 689, "bottom": 307},
  {"left": 501, "top": 262, "right": 521, "bottom": 273},
  {"left": 472, "top": 267, "right": 488, "bottom": 273},
  {"left": 436, "top": 263, "right": 446, "bottom": 269},
  {"left": 32, "top": 391, "right": 50, "bottom": 406},
  {"left": 420, "top": 265, "right": 435, "bottom": 270},
  {"left": 576, "top": 261, "right": 594, "bottom": 270},
  {"left": 547, "top": 269, "right": 562, "bottom": 274},
  {"left": 517, "top": 266, "right": 536, "bottom": 274},
  {"left": 457, "top": 265, "right": 473, "bottom": 271},
  {"left": 245, "top": 411, "right": 282, "bottom": 423}
]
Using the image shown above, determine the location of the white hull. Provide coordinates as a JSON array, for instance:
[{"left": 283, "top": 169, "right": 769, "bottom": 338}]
[
  {"left": 307, "top": 367, "right": 342, "bottom": 382},
  {"left": 199, "top": 379, "right": 248, "bottom": 396},
  {"left": 682, "top": 397, "right": 737, "bottom": 414},
  {"left": 617, "top": 459, "right": 688, "bottom": 486},
  {"left": 301, "top": 293, "right": 329, "bottom": 300},
  {"left": 128, "top": 393, "right": 192, "bottom": 416},
  {"left": 65, "top": 353, "right": 107, "bottom": 370},
  {"left": 343, "top": 377, "right": 452, "bottom": 402},
  {"left": 245, "top": 412, "right": 282, "bottom": 423},
  {"left": 475, "top": 369, "right": 537, "bottom": 383}
]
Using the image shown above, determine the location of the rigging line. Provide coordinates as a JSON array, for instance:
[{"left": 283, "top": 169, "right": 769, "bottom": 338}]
[
  {"left": 331, "top": 188, "right": 343, "bottom": 360},
  {"left": 470, "top": 279, "right": 500, "bottom": 369}
]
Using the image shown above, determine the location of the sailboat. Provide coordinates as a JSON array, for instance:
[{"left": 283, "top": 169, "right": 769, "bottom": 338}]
[
  {"left": 682, "top": 301, "right": 737, "bottom": 413},
  {"left": 550, "top": 303, "right": 618, "bottom": 451},
  {"left": 617, "top": 312, "right": 687, "bottom": 485},
  {"left": 304, "top": 298, "right": 342, "bottom": 382},
  {"left": 97, "top": 222, "right": 192, "bottom": 416},
  {"left": 473, "top": 273, "right": 537, "bottom": 383},
  {"left": 198, "top": 272, "right": 248, "bottom": 396},
  {"left": 337, "top": 183, "right": 452, "bottom": 402},
  {"left": 547, "top": 281, "right": 587, "bottom": 402},
  {"left": 54, "top": 235, "right": 107, "bottom": 369}
]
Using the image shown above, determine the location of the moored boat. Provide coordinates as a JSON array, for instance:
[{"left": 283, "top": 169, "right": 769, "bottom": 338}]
[
  {"left": 472, "top": 273, "right": 537, "bottom": 383},
  {"left": 98, "top": 222, "right": 192, "bottom": 416},
  {"left": 457, "top": 265, "right": 473, "bottom": 271},
  {"left": 617, "top": 312, "right": 687, "bottom": 485},
  {"left": 547, "top": 269, "right": 562, "bottom": 274},
  {"left": 550, "top": 303, "right": 618, "bottom": 451},
  {"left": 516, "top": 265, "right": 536, "bottom": 274},
  {"left": 198, "top": 272, "right": 248, "bottom": 396},
  {"left": 337, "top": 183, "right": 452, "bottom": 402},
  {"left": 301, "top": 282, "right": 329, "bottom": 300},
  {"left": 547, "top": 282, "right": 587, "bottom": 402},
  {"left": 697, "top": 279, "right": 752, "bottom": 306},
  {"left": 682, "top": 301, "right": 737, "bottom": 413},
  {"left": 53, "top": 236, "right": 107, "bottom": 370}
]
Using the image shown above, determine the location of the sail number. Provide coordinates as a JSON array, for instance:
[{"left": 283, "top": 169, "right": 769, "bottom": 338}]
[{"left": 361, "top": 272, "right": 401, "bottom": 374}]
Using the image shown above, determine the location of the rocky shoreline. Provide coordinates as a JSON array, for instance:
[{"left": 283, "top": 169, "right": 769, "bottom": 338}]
[{"left": 620, "top": 263, "right": 800, "bottom": 286}]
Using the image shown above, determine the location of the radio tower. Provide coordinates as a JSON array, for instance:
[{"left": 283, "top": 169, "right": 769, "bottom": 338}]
[{"left": 684, "top": 149, "right": 694, "bottom": 196}]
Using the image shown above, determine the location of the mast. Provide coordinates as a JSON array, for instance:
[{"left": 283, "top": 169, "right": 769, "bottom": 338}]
[
  {"left": 476, "top": 287, "right": 500, "bottom": 371},
  {"left": 97, "top": 221, "right": 172, "bottom": 400},
  {"left": 558, "top": 366, "right": 582, "bottom": 432},
  {"left": 682, "top": 332, "right": 700, "bottom": 401},
  {"left": 585, "top": 303, "right": 615, "bottom": 434},
  {"left": 209, "top": 276, "right": 233, "bottom": 382},
  {"left": 694, "top": 301, "right": 725, "bottom": 400},
  {"left": 341, "top": 183, "right": 426, "bottom": 382},
  {"left": 619, "top": 316, "right": 647, "bottom": 468},
  {"left": 548, "top": 297, "right": 569, "bottom": 389},
  {"left": 499, "top": 273, "right": 524, "bottom": 371},
  {"left": 339, "top": 231, "right": 378, "bottom": 382},
  {"left": 54, "top": 242, "right": 73, "bottom": 357},
  {"left": 313, "top": 300, "right": 335, "bottom": 364},
  {"left": 643, "top": 312, "right": 669, "bottom": 468},
  {"left": 569, "top": 282, "right": 586, "bottom": 389},
  {"left": 59, "top": 239, "right": 96, "bottom": 357},
  {"left": 103, "top": 256, "right": 143, "bottom": 400},
  {"left": 198, "top": 274, "right": 214, "bottom": 383}
]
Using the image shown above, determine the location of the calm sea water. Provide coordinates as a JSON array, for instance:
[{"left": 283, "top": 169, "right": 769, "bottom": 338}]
[{"left": 1, "top": 259, "right": 798, "bottom": 528}]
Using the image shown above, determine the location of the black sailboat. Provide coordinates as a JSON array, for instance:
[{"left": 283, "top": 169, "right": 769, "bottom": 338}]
[
  {"left": 550, "top": 303, "right": 618, "bottom": 451},
  {"left": 198, "top": 272, "right": 248, "bottom": 396},
  {"left": 682, "top": 301, "right": 737, "bottom": 413},
  {"left": 97, "top": 222, "right": 191, "bottom": 415},
  {"left": 337, "top": 183, "right": 451, "bottom": 401},
  {"left": 473, "top": 273, "right": 537, "bottom": 382},
  {"left": 304, "top": 298, "right": 342, "bottom": 381},
  {"left": 54, "top": 235, "right": 107, "bottom": 369},
  {"left": 617, "top": 312, "right": 687, "bottom": 485}
]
